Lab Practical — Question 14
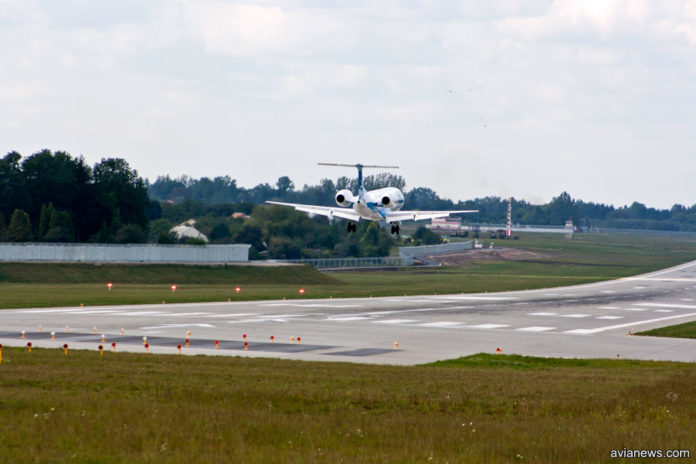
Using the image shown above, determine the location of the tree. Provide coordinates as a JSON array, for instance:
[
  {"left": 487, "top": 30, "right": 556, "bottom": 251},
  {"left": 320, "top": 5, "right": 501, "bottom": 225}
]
[
  {"left": 209, "top": 223, "right": 231, "bottom": 243},
  {"left": 7, "top": 209, "right": 32, "bottom": 242},
  {"left": 93, "top": 157, "right": 149, "bottom": 231},
  {"left": 413, "top": 225, "right": 441, "bottom": 245},
  {"left": 275, "top": 176, "right": 294, "bottom": 199},
  {"left": 114, "top": 224, "right": 147, "bottom": 244},
  {"left": 38, "top": 203, "right": 54, "bottom": 240},
  {"left": 0, "top": 211, "right": 6, "bottom": 241},
  {"left": 43, "top": 208, "right": 75, "bottom": 242}
]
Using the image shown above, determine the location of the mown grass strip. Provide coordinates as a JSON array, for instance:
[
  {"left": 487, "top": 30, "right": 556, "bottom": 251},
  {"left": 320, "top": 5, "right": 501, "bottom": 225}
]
[
  {"left": 637, "top": 321, "right": 696, "bottom": 340},
  {"left": 0, "top": 348, "right": 694, "bottom": 463}
]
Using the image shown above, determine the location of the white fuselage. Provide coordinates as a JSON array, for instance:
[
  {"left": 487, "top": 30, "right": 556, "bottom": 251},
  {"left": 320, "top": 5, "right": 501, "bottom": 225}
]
[{"left": 352, "top": 187, "right": 404, "bottom": 221}]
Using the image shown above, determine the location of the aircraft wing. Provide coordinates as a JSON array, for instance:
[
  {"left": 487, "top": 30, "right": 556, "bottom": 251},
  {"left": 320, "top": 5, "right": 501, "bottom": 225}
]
[
  {"left": 383, "top": 210, "right": 478, "bottom": 223},
  {"left": 266, "top": 201, "right": 361, "bottom": 221}
]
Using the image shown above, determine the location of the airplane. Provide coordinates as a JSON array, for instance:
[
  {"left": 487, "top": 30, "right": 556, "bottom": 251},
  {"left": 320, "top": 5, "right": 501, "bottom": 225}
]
[{"left": 265, "top": 163, "right": 478, "bottom": 235}]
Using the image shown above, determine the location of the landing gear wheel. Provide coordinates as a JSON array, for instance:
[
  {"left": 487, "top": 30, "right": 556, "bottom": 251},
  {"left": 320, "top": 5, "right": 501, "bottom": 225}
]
[
  {"left": 347, "top": 222, "right": 357, "bottom": 233},
  {"left": 390, "top": 224, "right": 400, "bottom": 235}
]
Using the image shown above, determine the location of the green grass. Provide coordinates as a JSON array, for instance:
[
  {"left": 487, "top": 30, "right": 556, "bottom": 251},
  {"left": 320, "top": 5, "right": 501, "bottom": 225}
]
[
  {"left": 2, "top": 233, "right": 696, "bottom": 309},
  {"left": 0, "top": 349, "right": 694, "bottom": 463},
  {"left": 637, "top": 321, "right": 696, "bottom": 340}
]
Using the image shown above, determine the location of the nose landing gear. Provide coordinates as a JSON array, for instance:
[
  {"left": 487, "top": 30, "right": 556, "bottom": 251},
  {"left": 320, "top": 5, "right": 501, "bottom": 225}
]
[
  {"left": 390, "top": 224, "right": 400, "bottom": 235},
  {"left": 347, "top": 222, "right": 357, "bottom": 233}
]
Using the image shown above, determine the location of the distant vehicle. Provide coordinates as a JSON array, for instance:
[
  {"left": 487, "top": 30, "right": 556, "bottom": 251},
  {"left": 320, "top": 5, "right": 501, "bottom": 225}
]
[{"left": 266, "top": 163, "right": 477, "bottom": 235}]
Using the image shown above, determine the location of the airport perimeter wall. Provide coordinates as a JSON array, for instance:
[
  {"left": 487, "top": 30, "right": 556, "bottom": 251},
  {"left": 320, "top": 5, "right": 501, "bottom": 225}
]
[{"left": 0, "top": 243, "right": 251, "bottom": 263}]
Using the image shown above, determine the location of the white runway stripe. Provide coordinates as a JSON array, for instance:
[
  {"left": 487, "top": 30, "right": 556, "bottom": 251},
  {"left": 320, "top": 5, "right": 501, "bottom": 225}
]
[
  {"left": 596, "top": 316, "right": 623, "bottom": 320},
  {"left": 373, "top": 319, "right": 417, "bottom": 324},
  {"left": 599, "top": 306, "right": 620, "bottom": 310},
  {"left": 654, "top": 309, "right": 674, "bottom": 313},
  {"left": 469, "top": 324, "right": 510, "bottom": 329},
  {"left": 167, "top": 312, "right": 212, "bottom": 316},
  {"left": 202, "top": 313, "right": 256, "bottom": 318},
  {"left": 120, "top": 311, "right": 167, "bottom": 316},
  {"left": 637, "top": 302, "right": 696, "bottom": 310},
  {"left": 529, "top": 312, "right": 557, "bottom": 316},
  {"left": 562, "top": 314, "right": 590, "bottom": 318},
  {"left": 516, "top": 326, "right": 555, "bottom": 332},
  {"left": 327, "top": 316, "right": 372, "bottom": 321},
  {"left": 616, "top": 308, "right": 648, "bottom": 312},
  {"left": 419, "top": 321, "right": 464, "bottom": 328}
]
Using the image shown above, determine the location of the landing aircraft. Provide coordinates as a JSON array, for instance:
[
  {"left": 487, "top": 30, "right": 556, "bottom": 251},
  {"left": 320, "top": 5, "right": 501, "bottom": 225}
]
[{"left": 266, "top": 163, "right": 477, "bottom": 235}]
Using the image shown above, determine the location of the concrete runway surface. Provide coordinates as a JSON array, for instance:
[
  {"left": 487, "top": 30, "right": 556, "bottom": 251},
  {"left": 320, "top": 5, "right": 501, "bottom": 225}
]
[{"left": 2, "top": 260, "right": 696, "bottom": 364}]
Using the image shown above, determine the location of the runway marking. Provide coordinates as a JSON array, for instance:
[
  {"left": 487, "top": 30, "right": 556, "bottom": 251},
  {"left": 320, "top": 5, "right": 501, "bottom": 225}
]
[
  {"left": 516, "top": 326, "right": 555, "bottom": 332},
  {"left": 681, "top": 298, "right": 695, "bottom": 302},
  {"left": 261, "top": 303, "right": 359, "bottom": 308},
  {"left": 469, "top": 324, "right": 510, "bottom": 329},
  {"left": 633, "top": 286, "right": 646, "bottom": 289},
  {"left": 596, "top": 316, "right": 623, "bottom": 320},
  {"left": 599, "top": 306, "right": 620, "bottom": 310},
  {"left": 654, "top": 309, "right": 674, "bottom": 313},
  {"left": 21, "top": 308, "right": 94, "bottom": 313},
  {"left": 442, "top": 296, "right": 518, "bottom": 301},
  {"left": 637, "top": 278, "right": 696, "bottom": 282},
  {"left": 202, "top": 313, "right": 256, "bottom": 318},
  {"left": 167, "top": 312, "right": 212, "bottom": 317},
  {"left": 529, "top": 312, "right": 557, "bottom": 316},
  {"left": 616, "top": 308, "right": 648, "bottom": 312},
  {"left": 420, "top": 322, "right": 464, "bottom": 328},
  {"left": 630, "top": 260, "right": 696, "bottom": 279},
  {"left": 636, "top": 302, "right": 696, "bottom": 310},
  {"left": 564, "top": 312, "right": 696, "bottom": 334},
  {"left": 600, "top": 290, "right": 616, "bottom": 294},
  {"left": 327, "top": 316, "right": 373, "bottom": 321},
  {"left": 120, "top": 311, "right": 167, "bottom": 316},
  {"left": 373, "top": 319, "right": 418, "bottom": 324},
  {"left": 67, "top": 310, "right": 124, "bottom": 314},
  {"left": 562, "top": 314, "right": 591, "bottom": 318},
  {"left": 141, "top": 323, "right": 215, "bottom": 330}
]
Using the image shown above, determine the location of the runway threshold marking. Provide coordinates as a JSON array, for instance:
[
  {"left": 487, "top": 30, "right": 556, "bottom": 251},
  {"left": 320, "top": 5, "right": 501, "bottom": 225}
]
[{"left": 516, "top": 326, "right": 555, "bottom": 332}]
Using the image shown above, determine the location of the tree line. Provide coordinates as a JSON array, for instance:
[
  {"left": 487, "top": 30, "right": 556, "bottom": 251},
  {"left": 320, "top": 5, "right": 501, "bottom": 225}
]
[
  {"left": 150, "top": 175, "right": 696, "bottom": 232},
  {"left": 3, "top": 149, "right": 696, "bottom": 258},
  {"left": 0, "top": 150, "right": 150, "bottom": 243}
]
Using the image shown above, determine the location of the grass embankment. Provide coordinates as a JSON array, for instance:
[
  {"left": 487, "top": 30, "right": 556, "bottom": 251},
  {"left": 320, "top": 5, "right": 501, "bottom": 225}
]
[
  {"left": 0, "top": 349, "right": 693, "bottom": 463},
  {"left": 1, "top": 233, "right": 696, "bottom": 308},
  {"left": 638, "top": 321, "right": 696, "bottom": 340}
]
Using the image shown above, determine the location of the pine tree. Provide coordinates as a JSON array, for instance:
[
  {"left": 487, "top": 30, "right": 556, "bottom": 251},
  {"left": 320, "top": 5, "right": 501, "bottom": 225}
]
[
  {"left": 7, "top": 209, "right": 32, "bottom": 242},
  {"left": 0, "top": 211, "right": 7, "bottom": 241},
  {"left": 38, "top": 203, "right": 55, "bottom": 241}
]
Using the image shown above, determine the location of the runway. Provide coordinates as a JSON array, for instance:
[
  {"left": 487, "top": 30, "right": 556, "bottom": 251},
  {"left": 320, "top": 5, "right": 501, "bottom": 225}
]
[{"left": 2, "top": 260, "right": 696, "bottom": 364}]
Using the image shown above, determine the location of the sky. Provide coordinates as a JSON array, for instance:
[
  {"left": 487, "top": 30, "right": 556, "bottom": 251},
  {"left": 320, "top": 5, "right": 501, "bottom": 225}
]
[{"left": 1, "top": 0, "right": 695, "bottom": 209}]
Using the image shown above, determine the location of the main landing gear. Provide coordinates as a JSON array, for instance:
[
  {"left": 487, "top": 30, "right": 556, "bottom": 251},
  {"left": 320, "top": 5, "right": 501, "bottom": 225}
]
[
  {"left": 347, "top": 222, "right": 357, "bottom": 233},
  {"left": 390, "top": 224, "right": 400, "bottom": 235}
]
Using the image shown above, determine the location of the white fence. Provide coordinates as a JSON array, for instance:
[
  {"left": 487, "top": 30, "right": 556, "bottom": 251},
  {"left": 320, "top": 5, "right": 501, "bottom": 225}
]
[{"left": 0, "top": 243, "right": 250, "bottom": 263}]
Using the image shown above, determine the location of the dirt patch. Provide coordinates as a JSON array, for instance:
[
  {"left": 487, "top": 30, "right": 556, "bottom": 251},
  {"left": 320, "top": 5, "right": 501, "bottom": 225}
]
[{"left": 424, "top": 248, "right": 553, "bottom": 267}]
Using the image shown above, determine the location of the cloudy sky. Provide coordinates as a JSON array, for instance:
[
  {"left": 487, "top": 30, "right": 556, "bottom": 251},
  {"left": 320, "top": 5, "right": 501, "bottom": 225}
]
[{"left": 1, "top": 0, "right": 695, "bottom": 208}]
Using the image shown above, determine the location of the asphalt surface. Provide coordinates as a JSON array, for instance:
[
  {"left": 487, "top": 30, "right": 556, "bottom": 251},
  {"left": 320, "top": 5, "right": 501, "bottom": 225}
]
[{"left": 2, "top": 260, "right": 696, "bottom": 364}]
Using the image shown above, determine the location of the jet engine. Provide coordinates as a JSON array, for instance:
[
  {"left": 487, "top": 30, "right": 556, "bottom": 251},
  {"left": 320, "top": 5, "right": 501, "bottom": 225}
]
[
  {"left": 335, "top": 189, "right": 354, "bottom": 207},
  {"left": 381, "top": 195, "right": 396, "bottom": 208}
]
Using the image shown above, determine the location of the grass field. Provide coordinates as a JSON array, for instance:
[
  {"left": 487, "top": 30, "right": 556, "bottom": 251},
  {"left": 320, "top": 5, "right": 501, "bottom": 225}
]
[
  {"left": 638, "top": 321, "right": 696, "bottom": 340},
  {"left": 0, "top": 348, "right": 693, "bottom": 463},
  {"left": 1, "top": 233, "right": 696, "bottom": 308}
]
